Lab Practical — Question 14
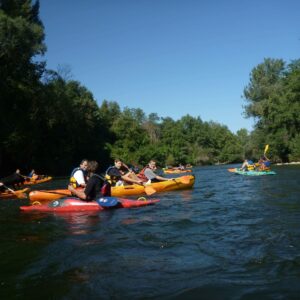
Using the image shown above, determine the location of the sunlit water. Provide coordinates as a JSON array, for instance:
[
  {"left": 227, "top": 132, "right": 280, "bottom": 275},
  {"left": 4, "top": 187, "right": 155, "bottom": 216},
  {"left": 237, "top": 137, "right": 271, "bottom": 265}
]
[{"left": 0, "top": 165, "right": 299, "bottom": 299}]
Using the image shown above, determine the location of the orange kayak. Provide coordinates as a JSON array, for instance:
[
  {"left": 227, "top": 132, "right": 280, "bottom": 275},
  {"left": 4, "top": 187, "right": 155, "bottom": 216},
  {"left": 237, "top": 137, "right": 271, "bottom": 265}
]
[
  {"left": 0, "top": 188, "right": 30, "bottom": 199},
  {"left": 29, "top": 175, "right": 195, "bottom": 202},
  {"left": 29, "top": 189, "right": 72, "bottom": 202},
  {"left": 163, "top": 169, "right": 192, "bottom": 174},
  {"left": 24, "top": 176, "right": 52, "bottom": 185}
]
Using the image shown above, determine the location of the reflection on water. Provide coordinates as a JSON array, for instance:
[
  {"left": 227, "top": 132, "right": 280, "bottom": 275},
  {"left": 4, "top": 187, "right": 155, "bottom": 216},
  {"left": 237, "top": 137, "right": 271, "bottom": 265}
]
[
  {"left": 0, "top": 165, "right": 300, "bottom": 299},
  {"left": 54, "top": 212, "right": 101, "bottom": 235}
]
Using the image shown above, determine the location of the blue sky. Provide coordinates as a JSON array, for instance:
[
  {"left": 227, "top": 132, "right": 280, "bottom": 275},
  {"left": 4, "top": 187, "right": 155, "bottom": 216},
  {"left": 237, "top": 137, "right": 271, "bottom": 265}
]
[{"left": 39, "top": 0, "right": 300, "bottom": 133}]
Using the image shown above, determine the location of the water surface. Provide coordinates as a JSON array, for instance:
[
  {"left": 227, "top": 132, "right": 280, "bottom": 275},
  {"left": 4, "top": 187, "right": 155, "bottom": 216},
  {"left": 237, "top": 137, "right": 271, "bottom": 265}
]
[{"left": 0, "top": 165, "right": 299, "bottom": 299}]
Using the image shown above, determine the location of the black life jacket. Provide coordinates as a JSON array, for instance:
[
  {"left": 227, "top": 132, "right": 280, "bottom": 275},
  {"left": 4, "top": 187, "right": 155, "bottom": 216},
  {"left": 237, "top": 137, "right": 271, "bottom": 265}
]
[{"left": 105, "top": 166, "right": 122, "bottom": 185}]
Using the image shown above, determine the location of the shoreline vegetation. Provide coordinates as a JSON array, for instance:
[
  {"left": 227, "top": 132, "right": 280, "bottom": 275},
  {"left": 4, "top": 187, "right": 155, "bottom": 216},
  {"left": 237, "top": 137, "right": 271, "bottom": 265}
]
[{"left": 0, "top": 2, "right": 299, "bottom": 176}]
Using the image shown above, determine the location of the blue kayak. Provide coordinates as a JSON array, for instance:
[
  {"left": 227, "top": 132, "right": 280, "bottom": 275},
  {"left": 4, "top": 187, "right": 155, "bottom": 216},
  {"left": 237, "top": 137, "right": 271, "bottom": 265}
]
[{"left": 228, "top": 168, "right": 276, "bottom": 176}]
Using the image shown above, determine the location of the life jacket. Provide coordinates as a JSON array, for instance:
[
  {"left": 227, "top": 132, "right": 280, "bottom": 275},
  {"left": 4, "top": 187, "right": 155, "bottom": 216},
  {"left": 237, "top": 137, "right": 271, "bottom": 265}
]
[
  {"left": 137, "top": 166, "right": 150, "bottom": 182},
  {"left": 259, "top": 160, "right": 271, "bottom": 171},
  {"left": 246, "top": 160, "right": 255, "bottom": 170},
  {"left": 105, "top": 166, "right": 122, "bottom": 185},
  {"left": 69, "top": 167, "right": 87, "bottom": 188}
]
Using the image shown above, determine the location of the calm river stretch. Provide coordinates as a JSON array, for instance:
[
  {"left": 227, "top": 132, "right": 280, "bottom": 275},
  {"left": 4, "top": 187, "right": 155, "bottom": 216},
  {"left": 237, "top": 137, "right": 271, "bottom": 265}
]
[{"left": 0, "top": 165, "right": 300, "bottom": 299}]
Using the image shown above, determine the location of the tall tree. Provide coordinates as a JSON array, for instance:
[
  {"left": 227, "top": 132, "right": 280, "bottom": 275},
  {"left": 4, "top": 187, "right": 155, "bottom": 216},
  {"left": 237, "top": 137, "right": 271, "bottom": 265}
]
[{"left": 0, "top": 0, "right": 46, "bottom": 173}]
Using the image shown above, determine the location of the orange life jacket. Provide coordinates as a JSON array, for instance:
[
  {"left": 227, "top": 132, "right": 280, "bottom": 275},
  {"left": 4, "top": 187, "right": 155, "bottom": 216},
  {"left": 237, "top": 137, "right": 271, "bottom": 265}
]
[{"left": 137, "top": 166, "right": 150, "bottom": 182}]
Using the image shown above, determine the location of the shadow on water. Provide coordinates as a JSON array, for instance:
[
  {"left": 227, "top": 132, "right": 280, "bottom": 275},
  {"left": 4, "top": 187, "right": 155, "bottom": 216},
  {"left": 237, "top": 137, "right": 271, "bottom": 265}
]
[{"left": 0, "top": 165, "right": 300, "bottom": 299}]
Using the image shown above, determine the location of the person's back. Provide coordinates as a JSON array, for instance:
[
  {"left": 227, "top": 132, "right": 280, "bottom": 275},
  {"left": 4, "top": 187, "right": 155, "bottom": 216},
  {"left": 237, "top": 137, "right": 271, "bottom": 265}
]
[{"left": 84, "top": 163, "right": 104, "bottom": 201}]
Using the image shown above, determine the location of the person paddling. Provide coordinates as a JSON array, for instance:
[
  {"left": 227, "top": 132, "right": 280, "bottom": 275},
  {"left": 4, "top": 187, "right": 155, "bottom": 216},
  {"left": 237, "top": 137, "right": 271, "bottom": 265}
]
[
  {"left": 257, "top": 155, "right": 271, "bottom": 171},
  {"left": 0, "top": 169, "right": 25, "bottom": 191},
  {"left": 138, "top": 160, "right": 174, "bottom": 183},
  {"left": 102, "top": 159, "right": 145, "bottom": 196}
]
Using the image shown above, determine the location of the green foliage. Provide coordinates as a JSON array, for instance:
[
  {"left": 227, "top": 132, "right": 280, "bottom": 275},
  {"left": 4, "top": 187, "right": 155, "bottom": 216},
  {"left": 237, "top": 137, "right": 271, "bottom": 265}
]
[{"left": 243, "top": 58, "right": 300, "bottom": 162}]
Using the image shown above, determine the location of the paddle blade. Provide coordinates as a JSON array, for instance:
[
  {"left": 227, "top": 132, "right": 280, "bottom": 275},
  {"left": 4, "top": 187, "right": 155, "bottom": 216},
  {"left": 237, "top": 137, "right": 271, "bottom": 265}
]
[
  {"left": 264, "top": 144, "right": 269, "bottom": 154},
  {"left": 144, "top": 185, "right": 156, "bottom": 196},
  {"left": 96, "top": 197, "right": 119, "bottom": 207}
]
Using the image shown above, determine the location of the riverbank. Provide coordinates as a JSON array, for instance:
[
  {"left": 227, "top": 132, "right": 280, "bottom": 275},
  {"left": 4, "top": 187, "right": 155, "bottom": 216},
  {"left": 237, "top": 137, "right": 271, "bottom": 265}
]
[{"left": 275, "top": 162, "right": 300, "bottom": 165}]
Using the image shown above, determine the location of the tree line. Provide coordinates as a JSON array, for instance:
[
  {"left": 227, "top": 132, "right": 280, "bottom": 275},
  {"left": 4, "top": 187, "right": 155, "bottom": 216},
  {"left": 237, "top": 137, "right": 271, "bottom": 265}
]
[{"left": 1, "top": 1, "right": 299, "bottom": 176}]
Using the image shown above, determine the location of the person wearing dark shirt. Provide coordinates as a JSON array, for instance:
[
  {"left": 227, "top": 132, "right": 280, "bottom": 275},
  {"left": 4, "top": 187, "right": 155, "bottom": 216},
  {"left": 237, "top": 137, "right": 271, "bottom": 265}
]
[
  {"left": 68, "top": 161, "right": 103, "bottom": 201},
  {"left": 101, "top": 159, "right": 145, "bottom": 196},
  {"left": 0, "top": 169, "right": 25, "bottom": 191}
]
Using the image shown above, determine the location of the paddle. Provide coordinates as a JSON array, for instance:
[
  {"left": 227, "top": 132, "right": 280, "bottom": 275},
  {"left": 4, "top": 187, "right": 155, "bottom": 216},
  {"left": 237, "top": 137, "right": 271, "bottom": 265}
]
[
  {"left": 96, "top": 197, "right": 119, "bottom": 207},
  {"left": 39, "top": 190, "right": 71, "bottom": 196},
  {"left": 264, "top": 144, "right": 269, "bottom": 155},
  {"left": 144, "top": 185, "right": 156, "bottom": 196},
  {"left": 1, "top": 184, "right": 26, "bottom": 199}
]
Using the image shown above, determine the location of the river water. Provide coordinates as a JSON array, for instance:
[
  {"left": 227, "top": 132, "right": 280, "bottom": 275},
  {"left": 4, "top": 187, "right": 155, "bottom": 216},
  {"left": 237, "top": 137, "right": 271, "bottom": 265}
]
[{"left": 0, "top": 165, "right": 299, "bottom": 299}]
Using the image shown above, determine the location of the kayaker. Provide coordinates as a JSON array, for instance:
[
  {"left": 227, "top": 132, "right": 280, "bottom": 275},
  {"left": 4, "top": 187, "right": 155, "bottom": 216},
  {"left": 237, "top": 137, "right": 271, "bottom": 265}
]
[
  {"left": 138, "top": 160, "right": 174, "bottom": 183},
  {"left": 102, "top": 159, "right": 145, "bottom": 196},
  {"left": 27, "top": 169, "right": 39, "bottom": 181},
  {"left": 69, "top": 159, "right": 89, "bottom": 188},
  {"left": 68, "top": 160, "right": 104, "bottom": 201},
  {"left": 257, "top": 155, "right": 271, "bottom": 171},
  {"left": 240, "top": 159, "right": 255, "bottom": 171},
  {"left": 106, "top": 159, "right": 145, "bottom": 186},
  {"left": 0, "top": 169, "right": 25, "bottom": 191}
]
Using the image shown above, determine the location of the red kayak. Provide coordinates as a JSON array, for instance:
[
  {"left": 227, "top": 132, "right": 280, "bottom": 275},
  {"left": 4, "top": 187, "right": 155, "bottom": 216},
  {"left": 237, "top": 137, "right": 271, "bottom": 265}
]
[{"left": 20, "top": 197, "right": 159, "bottom": 212}]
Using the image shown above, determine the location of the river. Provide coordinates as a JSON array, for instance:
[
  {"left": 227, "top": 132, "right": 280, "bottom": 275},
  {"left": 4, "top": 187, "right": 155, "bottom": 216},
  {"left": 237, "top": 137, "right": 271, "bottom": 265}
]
[{"left": 0, "top": 165, "right": 299, "bottom": 299}]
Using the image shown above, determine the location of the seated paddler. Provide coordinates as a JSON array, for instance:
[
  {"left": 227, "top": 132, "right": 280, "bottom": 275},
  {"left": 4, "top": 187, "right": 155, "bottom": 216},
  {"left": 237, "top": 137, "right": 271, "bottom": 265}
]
[{"left": 68, "top": 161, "right": 104, "bottom": 201}]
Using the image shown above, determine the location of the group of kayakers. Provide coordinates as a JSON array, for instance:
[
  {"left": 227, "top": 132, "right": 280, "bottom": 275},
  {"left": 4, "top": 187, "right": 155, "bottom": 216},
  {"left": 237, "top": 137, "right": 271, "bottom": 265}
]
[
  {"left": 67, "top": 158, "right": 174, "bottom": 202},
  {"left": 240, "top": 155, "right": 271, "bottom": 171},
  {"left": 0, "top": 169, "right": 47, "bottom": 192},
  {"left": 164, "top": 163, "right": 192, "bottom": 171},
  {"left": 0, "top": 169, "right": 25, "bottom": 192}
]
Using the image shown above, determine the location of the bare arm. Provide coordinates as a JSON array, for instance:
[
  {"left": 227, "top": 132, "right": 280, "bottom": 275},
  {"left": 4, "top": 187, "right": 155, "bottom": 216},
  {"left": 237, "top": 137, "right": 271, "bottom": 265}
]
[
  {"left": 122, "top": 172, "right": 144, "bottom": 185},
  {"left": 68, "top": 185, "right": 87, "bottom": 200}
]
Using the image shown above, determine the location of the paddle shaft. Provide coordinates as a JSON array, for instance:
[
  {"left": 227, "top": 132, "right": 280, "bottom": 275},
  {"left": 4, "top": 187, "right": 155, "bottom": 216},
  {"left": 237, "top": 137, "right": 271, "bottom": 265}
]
[{"left": 2, "top": 184, "right": 17, "bottom": 194}]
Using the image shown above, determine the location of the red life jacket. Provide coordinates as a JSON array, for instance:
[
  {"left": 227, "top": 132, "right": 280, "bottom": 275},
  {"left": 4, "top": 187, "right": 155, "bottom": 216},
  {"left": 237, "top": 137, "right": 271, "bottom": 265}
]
[{"left": 137, "top": 166, "right": 150, "bottom": 182}]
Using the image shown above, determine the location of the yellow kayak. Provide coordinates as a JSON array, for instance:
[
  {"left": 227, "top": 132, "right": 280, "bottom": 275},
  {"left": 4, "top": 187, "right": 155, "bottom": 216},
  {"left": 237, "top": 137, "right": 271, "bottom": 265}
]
[
  {"left": 0, "top": 188, "right": 30, "bottom": 199},
  {"left": 111, "top": 175, "right": 195, "bottom": 197}
]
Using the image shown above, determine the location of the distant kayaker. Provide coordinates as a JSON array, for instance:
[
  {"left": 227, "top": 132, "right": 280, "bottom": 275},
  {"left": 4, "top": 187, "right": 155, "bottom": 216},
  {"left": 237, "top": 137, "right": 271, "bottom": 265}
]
[
  {"left": 69, "top": 159, "right": 88, "bottom": 188},
  {"left": 240, "top": 159, "right": 255, "bottom": 171},
  {"left": 138, "top": 160, "right": 174, "bottom": 183},
  {"left": 257, "top": 155, "right": 271, "bottom": 171},
  {"left": 68, "top": 160, "right": 104, "bottom": 201},
  {"left": 0, "top": 169, "right": 25, "bottom": 191},
  {"left": 28, "top": 169, "right": 39, "bottom": 181}
]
